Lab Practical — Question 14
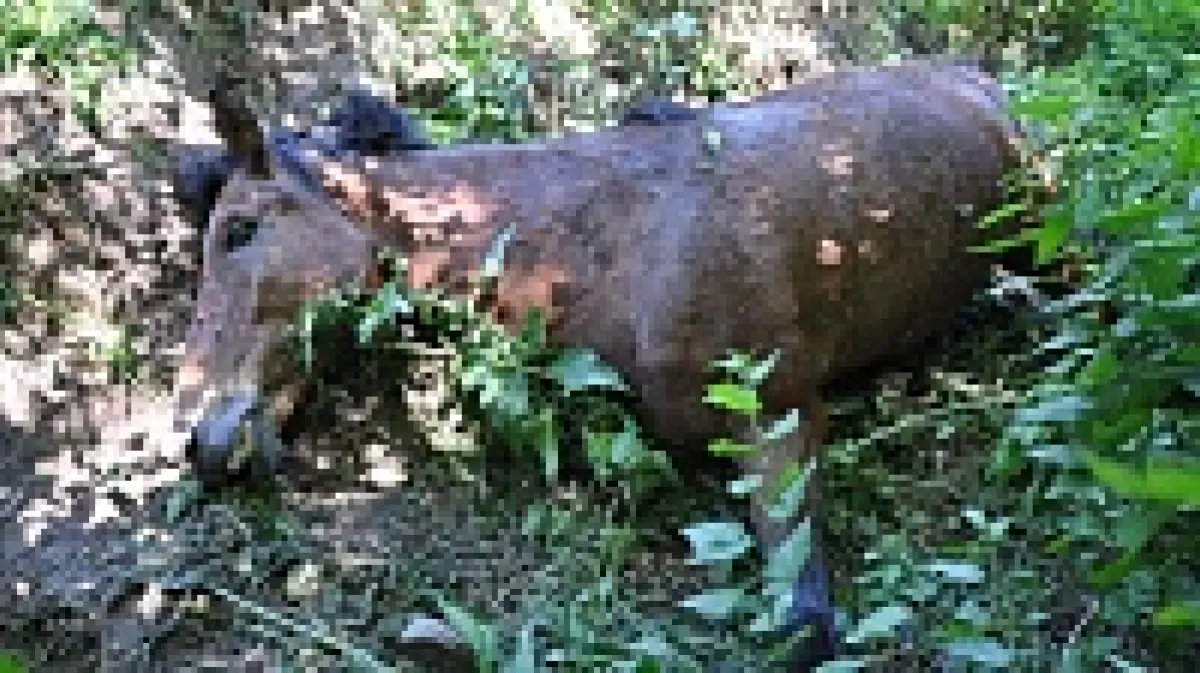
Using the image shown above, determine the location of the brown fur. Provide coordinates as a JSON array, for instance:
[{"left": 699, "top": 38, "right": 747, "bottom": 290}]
[{"left": 175, "top": 60, "right": 1033, "bottom": 556}]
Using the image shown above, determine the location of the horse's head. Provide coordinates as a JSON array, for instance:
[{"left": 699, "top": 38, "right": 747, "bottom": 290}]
[{"left": 171, "top": 94, "right": 407, "bottom": 480}]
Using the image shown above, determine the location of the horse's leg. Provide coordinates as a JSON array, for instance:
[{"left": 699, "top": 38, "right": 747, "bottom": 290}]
[{"left": 741, "top": 400, "right": 838, "bottom": 669}]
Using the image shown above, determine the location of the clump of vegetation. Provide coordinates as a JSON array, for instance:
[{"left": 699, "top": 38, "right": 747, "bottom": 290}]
[
  {"left": 996, "top": 0, "right": 1199, "bottom": 663},
  {"left": 278, "top": 243, "right": 828, "bottom": 669},
  {"left": 1, "top": 0, "right": 132, "bottom": 135}
]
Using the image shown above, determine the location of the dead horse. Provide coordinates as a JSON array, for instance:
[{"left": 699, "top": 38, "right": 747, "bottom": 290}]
[{"left": 173, "top": 60, "right": 1034, "bottom": 669}]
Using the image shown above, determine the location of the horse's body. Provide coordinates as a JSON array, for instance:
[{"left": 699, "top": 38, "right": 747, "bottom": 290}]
[{"left": 173, "top": 60, "right": 1034, "bottom": 668}]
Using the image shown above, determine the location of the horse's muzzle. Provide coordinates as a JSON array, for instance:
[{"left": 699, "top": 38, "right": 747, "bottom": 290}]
[{"left": 185, "top": 390, "right": 285, "bottom": 487}]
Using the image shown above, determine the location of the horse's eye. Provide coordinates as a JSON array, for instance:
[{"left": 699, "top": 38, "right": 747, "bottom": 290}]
[{"left": 222, "top": 215, "right": 260, "bottom": 253}]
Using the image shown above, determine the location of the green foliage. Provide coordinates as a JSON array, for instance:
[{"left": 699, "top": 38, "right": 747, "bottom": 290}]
[
  {"left": 0, "top": 652, "right": 28, "bottom": 673},
  {"left": 702, "top": 383, "right": 760, "bottom": 417},
  {"left": 290, "top": 249, "right": 675, "bottom": 496},
  {"left": 385, "top": 1, "right": 745, "bottom": 142},
  {"left": 997, "top": 0, "right": 1199, "bottom": 665},
  {"left": 0, "top": 0, "right": 126, "bottom": 70},
  {"left": 0, "top": 0, "right": 132, "bottom": 135},
  {"left": 404, "top": 5, "right": 538, "bottom": 143},
  {"left": 883, "top": 0, "right": 1096, "bottom": 66}
]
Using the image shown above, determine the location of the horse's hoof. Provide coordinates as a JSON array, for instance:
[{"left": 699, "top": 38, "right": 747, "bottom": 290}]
[{"left": 783, "top": 556, "right": 840, "bottom": 670}]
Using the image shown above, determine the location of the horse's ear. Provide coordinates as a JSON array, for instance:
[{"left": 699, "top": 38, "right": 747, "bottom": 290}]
[{"left": 209, "top": 72, "right": 272, "bottom": 178}]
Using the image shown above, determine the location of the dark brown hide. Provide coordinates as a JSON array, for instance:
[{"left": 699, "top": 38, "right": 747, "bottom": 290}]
[{"left": 300, "top": 63, "right": 1024, "bottom": 449}]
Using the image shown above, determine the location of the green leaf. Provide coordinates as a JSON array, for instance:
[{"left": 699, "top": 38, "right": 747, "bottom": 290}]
[
  {"left": 162, "top": 480, "right": 203, "bottom": 524},
  {"left": 922, "top": 562, "right": 985, "bottom": 584},
  {"left": 1154, "top": 601, "right": 1200, "bottom": 627},
  {"left": 1058, "top": 646, "right": 1085, "bottom": 673},
  {"left": 1031, "top": 209, "right": 1073, "bottom": 265},
  {"left": 727, "top": 475, "right": 764, "bottom": 496},
  {"left": 1023, "top": 443, "right": 1079, "bottom": 467},
  {"left": 682, "top": 521, "right": 753, "bottom": 565},
  {"left": 942, "top": 639, "right": 1014, "bottom": 667},
  {"left": 358, "top": 283, "right": 409, "bottom": 344},
  {"left": 584, "top": 419, "right": 657, "bottom": 477},
  {"left": 972, "top": 201, "right": 1029, "bottom": 234},
  {"left": 479, "top": 225, "right": 516, "bottom": 282},
  {"left": 1009, "top": 94, "right": 1078, "bottom": 121},
  {"left": 745, "top": 348, "right": 781, "bottom": 387},
  {"left": 626, "top": 633, "right": 679, "bottom": 667},
  {"left": 763, "top": 408, "right": 802, "bottom": 442},
  {"left": 844, "top": 605, "right": 913, "bottom": 645},
  {"left": 633, "top": 655, "right": 666, "bottom": 673},
  {"left": 516, "top": 307, "right": 547, "bottom": 352},
  {"left": 1090, "top": 543, "right": 1144, "bottom": 589},
  {"left": 969, "top": 233, "right": 1030, "bottom": 254},
  {"left": 488, "top": 371, "right": 532, "bottom": 425},
  {"left": 608, "top": 419, "right": 650, "bottom": 469},
  {"left": 750, "top": 581, "right": 795, "bottom": 634},
  {"left": 711, "top": 350, "right": 753, "bottom": 375},
  {"left": 0, "top": 651, "right": 29, "bottom": 673},
  {"left": 704, "top": 383, "right": 761, "bottom": 415},
  {"left": 547, "top": 349, "right": 628, "bottom": 396},
  {"left": 536, "top": 407, "right": 559, "bottom": 482},
  {"left": 437, "top": 599, "right": 499, "bottom": 671},
  {"left": 1113, "top": 507, "right": 1170, "bottom": 551},
  {"left": 1084, "top": 452, "right": 1200, "bottom": 504},
  {"left": 584, "top": 429, "right": 617, "bottom": 480},
  {"left": 1100, "top": 653, "right": 1150, "bottom": 673},
  {"left": 765, "top": 460, "right": 812, "bottom": 526},
  {"left": 813, "top": 661, "right": 868, "bottom": 671},
  {"left": 707, "top": 438, "right": 756, "bottom": 458},
  {"left": 1014, "top": 395, "right": 1093, "bottom": 424},
  {"left": 679, "top": 587, "right": 746, "bottom": 620},
  {"left": 502, "top": 623, "right": 540, "bottom": 673},
  {"left": 1098, "top": 198, "right": 1176, "bottom": 232},
  {"left": 764, "top": 518, "right": 813, "bottom": 583}
]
